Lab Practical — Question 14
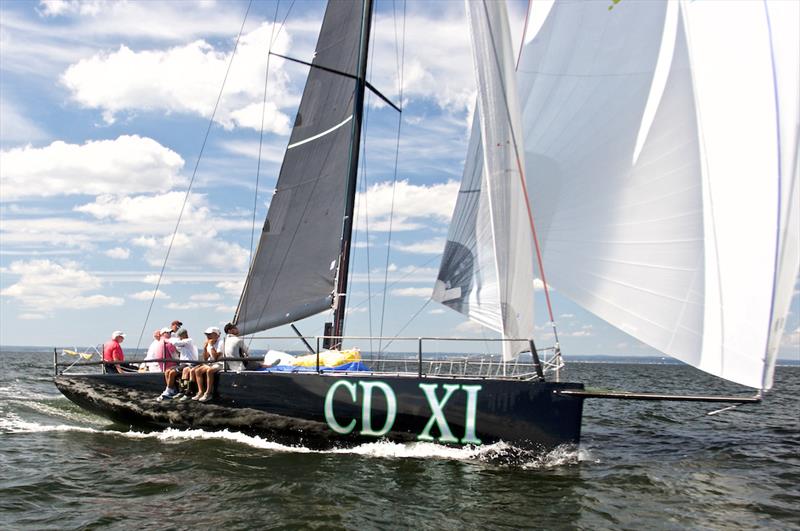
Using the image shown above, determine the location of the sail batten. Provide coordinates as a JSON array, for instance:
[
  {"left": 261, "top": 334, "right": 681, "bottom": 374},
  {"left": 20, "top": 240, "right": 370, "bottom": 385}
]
[{"left": 235, "top": 0, "right": 365, "bottom": 336}]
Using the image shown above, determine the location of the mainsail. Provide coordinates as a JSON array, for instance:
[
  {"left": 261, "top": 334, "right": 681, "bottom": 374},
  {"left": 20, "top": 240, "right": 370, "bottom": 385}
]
[
  {"left": 236, "top": 1, "right": 367, "bottom": 335},
  {"left": 515, "top": 0, "right": 799, "bottom": 389},
  {"left": 433, "top": 0, "right": 535, "bottom": 361}
]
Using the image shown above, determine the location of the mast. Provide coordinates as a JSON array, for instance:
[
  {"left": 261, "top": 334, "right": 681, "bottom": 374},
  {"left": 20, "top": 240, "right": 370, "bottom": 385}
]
[{"left": 331, "top": 0, "right": 374, "bottom": 346}]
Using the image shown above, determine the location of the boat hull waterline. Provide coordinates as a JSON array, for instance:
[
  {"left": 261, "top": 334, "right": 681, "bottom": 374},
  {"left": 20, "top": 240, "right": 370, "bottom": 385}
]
[{"left": 54, "top": 373, "right": 585, "bottom": 452}]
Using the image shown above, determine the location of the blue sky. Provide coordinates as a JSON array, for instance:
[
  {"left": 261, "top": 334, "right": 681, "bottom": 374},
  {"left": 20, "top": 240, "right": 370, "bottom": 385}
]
[{"left": 0, "top": 0, "right": 798, "bottom": 362}]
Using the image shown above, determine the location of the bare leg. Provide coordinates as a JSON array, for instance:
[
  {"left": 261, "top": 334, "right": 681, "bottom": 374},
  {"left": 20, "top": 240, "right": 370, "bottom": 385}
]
[
  {"left": 195, "top": 366, "right": 207, "bottom": 396},
  {"left": 166, "top": 369, "right": 178, "bottom": 389},
  {"left": 206, "top": 368, "right": 217, "bottom": 396}
]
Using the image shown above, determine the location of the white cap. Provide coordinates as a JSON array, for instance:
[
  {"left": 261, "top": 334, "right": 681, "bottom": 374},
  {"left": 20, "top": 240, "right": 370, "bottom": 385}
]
[
  {"left": 112, "top": 330, "right": 126, "bottom": 339},
  {"left": 160, "top": 327, "right": 172, "bottom": 334},
  {"left": 204, "top": 326, "right": 220, "bottom": 335}
]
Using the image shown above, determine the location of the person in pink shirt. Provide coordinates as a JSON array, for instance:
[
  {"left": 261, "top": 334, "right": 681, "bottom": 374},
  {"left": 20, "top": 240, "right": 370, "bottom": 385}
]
[
  {"left": 156, "top": 328, "right": 179, "bottom": 400},
  {"left": 103, "top": 331, "right": 133, "bottom": 373}
]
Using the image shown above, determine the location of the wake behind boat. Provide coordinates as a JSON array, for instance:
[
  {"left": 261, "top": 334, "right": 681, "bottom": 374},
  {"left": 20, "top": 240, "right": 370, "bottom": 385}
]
[{"left": 54, "top": 0, "right": 798, "bottom": 454}]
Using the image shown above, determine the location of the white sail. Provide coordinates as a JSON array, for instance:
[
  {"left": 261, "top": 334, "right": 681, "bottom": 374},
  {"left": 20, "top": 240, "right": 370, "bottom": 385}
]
[
  {"left": 434, "top": 0, "right": 535, "bottom": 360},
  {"left": 516, "top": 0, "right": 799, "bottom": 389}
]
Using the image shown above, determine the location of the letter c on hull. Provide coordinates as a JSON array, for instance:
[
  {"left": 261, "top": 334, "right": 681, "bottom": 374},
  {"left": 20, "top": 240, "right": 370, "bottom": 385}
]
[{"left": 324, "top": 380, "right": 358, "bottom": 434}]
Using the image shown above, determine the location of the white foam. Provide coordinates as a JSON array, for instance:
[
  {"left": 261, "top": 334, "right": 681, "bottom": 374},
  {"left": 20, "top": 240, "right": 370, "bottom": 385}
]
[
  {"left": 0, "top": 384, "right": 58, "bottom": 401},
  {"left": 331, "top": 440, "right": 513, "bottom": 461},
  {"left": 0, "top": 413, "right": 100, "bottom": 435},
  {"left": 5, "top": 399, "right": 104, "bottom": 426},
  {"left": 1, "top": 412, "right": 586, "bottom": 467},
  {"left": 124, "top": 428, "right": 315, "bottom": 453}
]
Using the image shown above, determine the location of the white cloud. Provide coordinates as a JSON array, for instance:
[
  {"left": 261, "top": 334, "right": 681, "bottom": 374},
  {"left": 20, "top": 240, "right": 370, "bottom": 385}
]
[
  {"left": 35, "top": 0, "right": 255, "bottom": 41},
  {"left": 559, "top": 313, "right": 575, "bottom": 319},
  {"left": 354, "top": 180, "right": 459, "bottom": 232},
  {"left": 190, "top": 293, "right": 221, "bottom": 303},
  {"left": 1, "top": 190, "right": 251, "bottom": 269},
  {"left": 38, "top": 0, "right": 108, "bottom": 17},
  {"left": 370, "top": 9, "right": 476, "bottom": 115},
  {"left": 165, "top": 299, "right": 224, "bottom": 310},
  {"left": 781, "top": 327, "right": 799, "bottom": 348},
  {"left": 129, "top": 289, "right": 169, "bottom": 301},
  {"left": 1, "top": 259, "right": 123, "bottom": 315},
  {"left": 395, "top": 238, "right": 445, "bottom": 254},
  {"left": 219, "top": 140, "right": 286, "bottom": 162},
  {"left": 428, "top": 308, "right": 445, "bottom": 315},
  {"left": 61, "top": 22, "right": 294, "bottom": 131},
  {"left": 75, "top": 192, "right": 209, "bottom": 225},
  {"left": 0, "top": 135, "right": 184, "bottom": 200},
  {"left": 216, "top": 279, "right": 244, "bottom": 296},
  {"left": 104, "top": 247, "right": 130, "bottom": 259},
  {"left": 131, "top": 231, "right": 249, "bottom": 272},
  {"left": 142, "top": 274, "right": 172, "bottom": 285},
  {"left": 391, "top": 287, "right": 431, "bottom": 298}
]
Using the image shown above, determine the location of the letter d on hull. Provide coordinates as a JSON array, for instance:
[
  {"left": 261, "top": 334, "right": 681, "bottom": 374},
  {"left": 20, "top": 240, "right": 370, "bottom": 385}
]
[{"left": 359, "top": 381, "right": 397, "bottom": 436}]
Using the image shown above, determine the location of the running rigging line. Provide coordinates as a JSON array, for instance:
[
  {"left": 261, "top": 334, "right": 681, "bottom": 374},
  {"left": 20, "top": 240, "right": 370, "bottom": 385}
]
[
  {"left": 377, "top": 0, "right": 407, "bottom": 356},
  {"left": 135, "top": 0, "right": 254, "bottom": 352}
]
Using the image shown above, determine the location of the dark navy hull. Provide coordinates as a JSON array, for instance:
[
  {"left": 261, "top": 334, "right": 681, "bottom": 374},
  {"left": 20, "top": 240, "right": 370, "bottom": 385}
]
[{"left": 54, "top": 372, "right": 584, "bottom": 452}]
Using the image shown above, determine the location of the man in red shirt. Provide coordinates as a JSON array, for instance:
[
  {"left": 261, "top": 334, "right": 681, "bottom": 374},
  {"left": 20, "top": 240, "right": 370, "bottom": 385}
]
[{"left": 103, "top": 331, "right": 128, "bottom": 374}]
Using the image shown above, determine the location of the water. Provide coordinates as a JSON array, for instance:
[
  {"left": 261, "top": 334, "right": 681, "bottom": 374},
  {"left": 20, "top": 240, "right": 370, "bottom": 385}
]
[{"left": 1, "top": 350, "right": 798, "bottom": 530}]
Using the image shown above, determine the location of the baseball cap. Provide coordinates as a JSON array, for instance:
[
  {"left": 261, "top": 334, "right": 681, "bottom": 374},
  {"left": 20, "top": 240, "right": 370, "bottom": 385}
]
[
  {"left": 204, "top": 326, "right": 220, "bottom": 335},
  {"left": 111, "top": 330, "right": 126, "bottom": 339},
  {"left": 160, "top": 327, "right": 172, "bottom": 334}
]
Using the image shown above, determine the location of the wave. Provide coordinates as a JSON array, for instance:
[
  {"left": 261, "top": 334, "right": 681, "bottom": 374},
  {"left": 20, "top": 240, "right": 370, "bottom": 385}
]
[
  {"left": 0, "top": 384, "right": 60, "bottom": 402},
  {"left": 1, "top": 412, "right": 585, "bottom": 467}
]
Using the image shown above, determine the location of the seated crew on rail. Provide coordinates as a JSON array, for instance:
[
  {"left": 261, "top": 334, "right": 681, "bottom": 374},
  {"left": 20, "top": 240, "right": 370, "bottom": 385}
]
[
  {"left": 102, "top": 331, "right": 136, "bottom": 373},
  {"left": 192, "top": 326, "right": 223, "bottom": 402},
  {"left": 222, "top": 323, "right": 249, "bottom": 372},
  {"left": 162, "top": 328, "right": 199, "bottom": 401}
]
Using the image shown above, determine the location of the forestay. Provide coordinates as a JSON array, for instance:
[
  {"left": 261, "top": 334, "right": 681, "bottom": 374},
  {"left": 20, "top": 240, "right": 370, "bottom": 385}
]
[
  {"left": 516, "top": 0, "right": 799, "bottom": 389},
  {"left": 434, "top": 0, "right": 535, "bottom": 361},
  {"left": 236, "top": 1, "right": 365, "bottom": 335}
]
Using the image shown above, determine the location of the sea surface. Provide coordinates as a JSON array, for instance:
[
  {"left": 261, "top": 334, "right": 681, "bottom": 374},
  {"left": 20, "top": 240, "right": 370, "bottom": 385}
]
[{"left": 1, "top": 350, "right": 798, "bottom": 530}]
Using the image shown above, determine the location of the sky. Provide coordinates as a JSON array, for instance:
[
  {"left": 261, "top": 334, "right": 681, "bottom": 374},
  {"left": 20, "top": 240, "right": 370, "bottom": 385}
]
[{"left": 0, "top": 0, "right": 798, "bottom": 362}]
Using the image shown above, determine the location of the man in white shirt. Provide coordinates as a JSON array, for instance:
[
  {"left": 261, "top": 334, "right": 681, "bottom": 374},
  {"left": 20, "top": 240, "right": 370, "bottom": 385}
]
[
  {"left": 143, "top": 329, "right": 162, "bottom": 372},
  {"left": 164, "top": 328, "right": 199, "bottom": 399},
  {"left": 222, "top": 322, "right": 249, "bottom": 372}
]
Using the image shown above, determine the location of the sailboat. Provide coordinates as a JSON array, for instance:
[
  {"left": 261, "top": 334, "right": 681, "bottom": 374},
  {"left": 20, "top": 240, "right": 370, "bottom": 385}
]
[{"left": 54, "top": 0, "right": 798, "bottom": 454}]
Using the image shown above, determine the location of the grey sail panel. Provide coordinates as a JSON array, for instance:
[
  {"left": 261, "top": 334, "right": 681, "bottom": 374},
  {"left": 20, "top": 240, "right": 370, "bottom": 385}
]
[{"left": 236, "top": 0, "right": 364, "bottom": 335}]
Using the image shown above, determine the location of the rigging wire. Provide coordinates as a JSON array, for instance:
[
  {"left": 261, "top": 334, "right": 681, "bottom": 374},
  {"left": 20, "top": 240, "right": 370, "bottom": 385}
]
[
  {"left": 244, "top": 0, "right": 282, "bottom": 338},
  {"left": 134, "top": 0, "right": 254, "bottom": 352},
  {"left": 376, "top": 0, "right": 407, "bottom": 356},
  {"left": 270, "top": 0, "right": 297, "bottom": 47},
  {"left": 379, "top": 297, "right": 432, "bottom": 352},
  {"left": 347, "top": 253, "right": 441, "bottom": 312}
]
